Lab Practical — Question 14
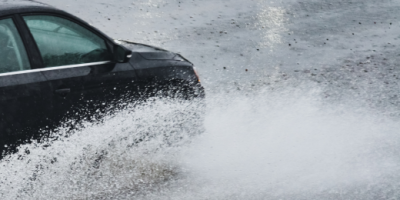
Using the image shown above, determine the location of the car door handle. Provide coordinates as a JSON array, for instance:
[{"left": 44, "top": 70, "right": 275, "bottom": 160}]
[{"left": 55, "top": 88, "right": 71, "bottom": 96}]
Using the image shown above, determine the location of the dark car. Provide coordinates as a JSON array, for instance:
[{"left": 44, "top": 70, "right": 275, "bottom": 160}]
[{"left": 0, "top": 1, "right": 204, "bottom": 156}]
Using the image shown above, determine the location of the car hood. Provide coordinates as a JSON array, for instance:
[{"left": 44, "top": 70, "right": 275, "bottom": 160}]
[{"left": 116, "top": 40, "right": 178, "bottom": 60}]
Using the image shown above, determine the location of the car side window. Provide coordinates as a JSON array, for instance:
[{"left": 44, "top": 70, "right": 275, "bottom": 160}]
[
  {"left": 23, "top": 15, "right": 112, "bottom": 68},
  {"left": 0, "top": 18, "right": 31, "bottom": 73}
]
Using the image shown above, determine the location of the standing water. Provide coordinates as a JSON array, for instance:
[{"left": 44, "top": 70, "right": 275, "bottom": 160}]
[{"left": 2, "top": 0, "right": 400, "bottom": 199}]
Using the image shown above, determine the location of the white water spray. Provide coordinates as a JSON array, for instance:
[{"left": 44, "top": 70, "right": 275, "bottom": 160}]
[{"left": 1, "top": 80, "right": 399, "bottom": 199}]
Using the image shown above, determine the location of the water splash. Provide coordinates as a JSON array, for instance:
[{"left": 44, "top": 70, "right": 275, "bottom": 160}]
[
  {"left": 0, "top": 98, "right": 203, "bottom": 199},
  {"left": 1, "top": 78, "right": 400, "bottom": 199}
]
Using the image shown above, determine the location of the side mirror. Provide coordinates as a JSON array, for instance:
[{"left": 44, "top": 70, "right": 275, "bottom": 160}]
[{"left": 114, "top": 45, "right": 132, "bottom": 63}]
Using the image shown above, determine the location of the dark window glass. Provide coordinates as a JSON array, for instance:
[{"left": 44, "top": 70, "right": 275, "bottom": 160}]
[
  {"left": 23, "top": 15, "right": 112, "bottom": 67},
  {"left": 0, "top": 18, "right": 31, "bottom": 73}
]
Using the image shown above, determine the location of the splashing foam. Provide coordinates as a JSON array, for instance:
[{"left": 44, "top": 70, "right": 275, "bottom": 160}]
[
  {"left": 1, "top": 79, "right": 400, "bottom": 199},
  {"left": 0, "top": 98, "right": 203, "bottom": 199},
  {"left": 178, "top": 86, "right": 400, "bottom": 200}
]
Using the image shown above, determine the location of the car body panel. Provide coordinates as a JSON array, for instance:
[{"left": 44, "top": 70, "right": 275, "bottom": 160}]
[
  {"left": 0, "top": 71, "right": 53, "bottom": 154},
  {"left": 119, "top": 41, "right": 198, "bottom": 84}
]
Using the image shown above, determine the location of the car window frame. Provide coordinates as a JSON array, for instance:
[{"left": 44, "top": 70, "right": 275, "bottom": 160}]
[{"left": 18, "top": 12, "right": 115, "bottom": 69}]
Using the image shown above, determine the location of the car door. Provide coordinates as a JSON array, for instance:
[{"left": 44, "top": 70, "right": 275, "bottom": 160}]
[
  {"left": 0, "top": 17, "right": 53, "bottom": 155},
  {"left": 22, "top": 14, "right": 138, "bottom": 129}
]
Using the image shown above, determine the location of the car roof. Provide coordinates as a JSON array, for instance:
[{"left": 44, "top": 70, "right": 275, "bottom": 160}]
[{"left": 0, "top": 1, "right": 64, "bottom": 17}]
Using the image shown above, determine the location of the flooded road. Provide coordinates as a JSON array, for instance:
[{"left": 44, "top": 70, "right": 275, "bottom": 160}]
[{"left": 1, "top": 0, "right": 400, "bottom": 199}]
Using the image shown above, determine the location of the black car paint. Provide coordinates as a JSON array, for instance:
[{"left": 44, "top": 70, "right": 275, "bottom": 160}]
[{"left": 0, "top": 2, "right": 204, "bottom": 157}]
